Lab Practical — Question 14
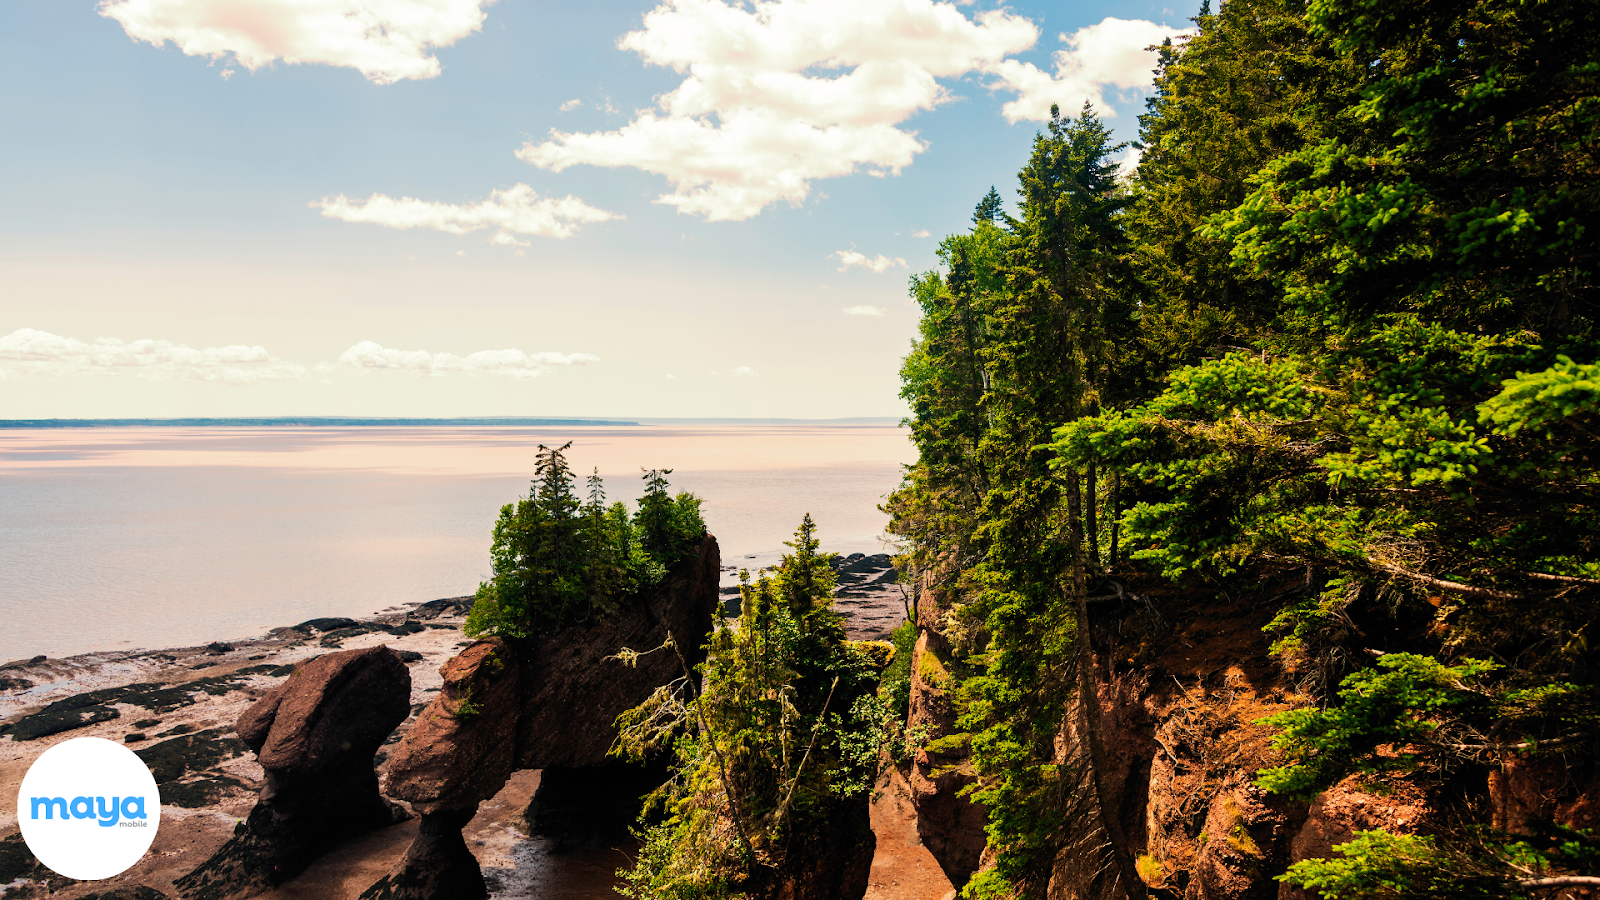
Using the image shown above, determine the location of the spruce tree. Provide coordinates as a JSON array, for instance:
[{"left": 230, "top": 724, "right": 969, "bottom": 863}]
[{"left": 972, "top": 185, "right": 1004, "bottom": 226}]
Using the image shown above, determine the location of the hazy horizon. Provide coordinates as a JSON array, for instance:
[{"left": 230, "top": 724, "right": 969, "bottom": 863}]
[{"left": 0, "top": 423, "right": 914, "bottom": 660}]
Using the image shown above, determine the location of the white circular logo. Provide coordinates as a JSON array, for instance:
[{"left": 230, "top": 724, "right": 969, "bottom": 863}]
[{"left": 16, "top": 736, "right": 162, "bottom": 880}]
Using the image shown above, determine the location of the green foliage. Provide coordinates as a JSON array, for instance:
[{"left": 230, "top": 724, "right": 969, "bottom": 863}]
[
  {"left": 1128, "top": 0, "right": 1363, "bottom": 377},
  {"left": 637, "top": 467, "right": 708, "bottom": 567},
  {"left": 615, "top": 517, "right": 895, "bottom": 896},
  {"left": 1277, "top": 830, "right": 1486, "bottom": 899},
  {"left": 879, "top": 619, "right": 917, "bottom": 726},
  {"left": 973, "top": 186, "right": 1004, "bottom": 226},
  {"left": 1258, "top": 652, "right": 1596, "bottom": 800},
  {"left": 890, "top": 0, "right": 1600, "bottom": 894},
  {"left": 1256, "top": 653, "right": 1497, "bottom": 797},
  {"left": 464, "top": 445, "right": 705, "bottom": 639},
  {"left": 1278, "top": 823, "right": 1600, "bottom": 899},
  {"left": 451, "top": 685, "right": 482, "bottom": 719}
]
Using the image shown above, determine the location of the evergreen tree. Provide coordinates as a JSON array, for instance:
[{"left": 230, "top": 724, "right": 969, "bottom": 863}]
[
  {"left": 616, "top": 516, "right": 889, "bottom": 899},
  {"left": 972, "top": 186, "right": 1004, "bottom": 226},
  {"left": 464, "top": 447, "right": 705, "bottom": 638}
]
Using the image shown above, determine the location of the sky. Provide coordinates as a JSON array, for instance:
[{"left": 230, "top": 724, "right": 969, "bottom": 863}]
[{"left": 1, "top": 0, "right": 1195, "bottom": 419}]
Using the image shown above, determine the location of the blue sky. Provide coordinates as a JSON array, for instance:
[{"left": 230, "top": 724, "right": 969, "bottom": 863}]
[{"left": 1, "top": 0, "right": 1194, "bottom": 419}]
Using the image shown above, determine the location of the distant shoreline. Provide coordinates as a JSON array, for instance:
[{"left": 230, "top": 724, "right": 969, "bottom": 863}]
[
  {"left": 0, "top": 417, "right": 640, "bottom": 428},
  {"left": 0, "top": 416, "right": 904, "bottom": 428}
]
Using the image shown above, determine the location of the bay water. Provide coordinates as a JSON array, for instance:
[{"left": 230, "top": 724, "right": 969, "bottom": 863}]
[{"left": 0, "top": 425, "right": 913, "bottom": 660}]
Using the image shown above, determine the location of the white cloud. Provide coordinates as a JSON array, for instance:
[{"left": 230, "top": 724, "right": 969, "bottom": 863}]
[
  {"left": 912, "top": 229, "right": 930, "bottom": 238},
  {"left": 560, "top": 98, "right": 582, "bottom": 111},
  {"left": 338, "top": 341, "right": 598, "bottom": 379},
  {"left": 312, "top": 183, "right": 621, "bottom": 242},
  {"left": 517, "top": 0, "right": 1038, "bottom": 221},
  {"left": 0, "top": 328, "right": 304, "bottom": 384},
  {"left": 733, "top": 366, "right": 758, "bottom": 377},
  {"left": 832, "top": 250, "right": 906, "bottom": 273},
  {"left": 0, "top": 329, "right": 602, "bottom": 385},
  {"left": 986, "top": 18, "right": 1193, "bottom": 123},
  {"left": 1110, "top": 143, "right": 1144, "bottom": 179},
  {"left": 842, "top": 305, "right": 886, "bottom": 317},
  {"left": 99, "top": 0, "right": 496, "bottom": 85}
]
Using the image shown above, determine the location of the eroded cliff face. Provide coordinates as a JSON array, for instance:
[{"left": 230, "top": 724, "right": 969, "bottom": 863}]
[
  {"left": 905, "top": 575, "right": 1600, "bottom": 900},
  {"left": 906, "top": 587, "right": 987, "bottom": 889}
]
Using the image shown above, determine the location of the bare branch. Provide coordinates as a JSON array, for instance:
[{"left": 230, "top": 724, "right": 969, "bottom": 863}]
[
  {"left": 772, "top": 676, "right": 840, "bottom": 833},
  {"left": 1440, "top": 732, "right": 1593, "bottom": 752},
  {"left": 1516, "top": 876, "right": 1600, "bottom": 889},
  {"left": 1525, "top": 571, "right": 1600, "bottom": 586},
  {"left": 1366, "top": 559, "right": 1525, "bottom": 601}
]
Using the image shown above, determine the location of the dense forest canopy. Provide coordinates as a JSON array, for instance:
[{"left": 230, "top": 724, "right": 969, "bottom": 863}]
[{"left": 887, "top": 0, "right": 1600, "bottom": 896}]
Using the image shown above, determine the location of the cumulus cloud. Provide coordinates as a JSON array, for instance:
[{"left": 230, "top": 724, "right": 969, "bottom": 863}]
[
  {"left": 515, "top": 3, "right": 1184, "bottom": 220},
  {"left": 99, "top": 0, "right": 496, "bottom": 85},
  {"left": 0, "top": 328, "right": 305, "bottom": 384},
  {"left": 912, "top": 229, "right": 930, "bottom": 238},
  {"left": 733, "top": 366, "right": 758, "bottom": 377},
  {"left": 842, "top": 305, "right": 886, "bottom": 317},
  {"left": 986, "top": 18, "right": 1193, "bottom": 123},
  {"left": 560, "top": 98, "right": 582, "bottom": 111},
  {"left": 832, "top": 250, "right": 906, "bottom": 273},
  {"left": 312, "top": 183, "right": 620, "bottom": 242},
  {"left": 518, "top": 0, "right": 1038, "bottom": 221},
  {"left": 338, "top": 341, "right": 598, "bottom": 379}
]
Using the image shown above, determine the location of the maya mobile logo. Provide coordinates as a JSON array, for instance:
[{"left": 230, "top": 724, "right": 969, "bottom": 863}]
[
  {"left": 17, "top": 736, "right": 162, "bottom": 880},
  {"left": 29, "top": 794, "right": 150, "bottom": 826}
]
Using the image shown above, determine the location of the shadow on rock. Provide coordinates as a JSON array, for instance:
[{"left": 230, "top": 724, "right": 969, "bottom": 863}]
[{"left": 175, "top": 646, "right": 412, "bottom": 900}]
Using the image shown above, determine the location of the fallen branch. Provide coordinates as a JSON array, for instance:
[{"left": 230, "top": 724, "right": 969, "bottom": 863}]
[
  {"left": 1516, "top": 876, "right": 1600, "bottom": 889},
  {"left": 1525, "top": 571, "right": 1600, "bottom": 586},
  {"left": 1366, "top": 559, "right": 1525, "bottom": 601},
  {"left": 666, "top": 637, "right": 759, "bottom": 862},
  {"left": 1440, "top": 732, "right": 1593, "bottom": 752}
]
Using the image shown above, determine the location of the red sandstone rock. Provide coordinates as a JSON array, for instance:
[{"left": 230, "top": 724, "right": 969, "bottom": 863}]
[
  {"left": 177, "top": 646, "right": 412, "bottom": 900},
  {"left": 237, "top": 646, "right": 411, "bottom": 775},
  {"left": 384, "top": 638, "right": 520, "bottom": 815},
  {"left": 512, "top": 534, "right": 722, "bottom": 769}
]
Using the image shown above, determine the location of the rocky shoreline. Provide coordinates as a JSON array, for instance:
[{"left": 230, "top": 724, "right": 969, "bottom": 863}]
[{"left": 0, "top": 549, "right": 945, "bottom": 900}]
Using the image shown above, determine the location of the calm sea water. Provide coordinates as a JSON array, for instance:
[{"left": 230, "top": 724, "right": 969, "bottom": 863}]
[{"left": 0, "top": 425, "right": 913, "bottom": 660}]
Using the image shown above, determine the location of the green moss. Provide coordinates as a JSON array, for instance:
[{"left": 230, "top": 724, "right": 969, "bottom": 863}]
[{"left": 917, "top": 645, "right": 950, "bottom": 690}]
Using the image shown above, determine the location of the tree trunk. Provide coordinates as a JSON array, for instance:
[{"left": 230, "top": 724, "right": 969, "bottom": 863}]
[
  {"left": 1108, "top": 471, "right": 1120, "bottom": 570},
  {"left": 1067, "top": 468, "right": 1145, "bottom": 900},
  {"left": 1085, "top": 463, "right": 1100, "bottom": 566}
]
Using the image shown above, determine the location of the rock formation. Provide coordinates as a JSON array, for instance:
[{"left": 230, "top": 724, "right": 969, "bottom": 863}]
[
  {"left": 364, "top": 533, "right": 722, "bottom": 899},
  {"left": 513, "top": 533, "right": 722, "bottom": 769},
  {"left": 361, "top": 638, "right": 521, "bottom": 900},
  {"left": 176, "top": 645, "right": 412, "bottom": 900},
  {"left": 522, "top": 761, "right": 672, "bottom": 851},
  {"left": 906, "top": 576, "right": 987, "bottom": 889}
]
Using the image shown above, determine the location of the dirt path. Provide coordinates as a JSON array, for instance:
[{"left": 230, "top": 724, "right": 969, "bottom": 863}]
[{"left": 865, "top": 763, "right": 957, "bottom": 900}]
